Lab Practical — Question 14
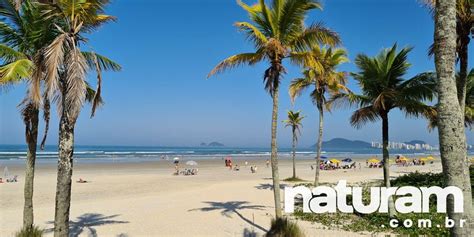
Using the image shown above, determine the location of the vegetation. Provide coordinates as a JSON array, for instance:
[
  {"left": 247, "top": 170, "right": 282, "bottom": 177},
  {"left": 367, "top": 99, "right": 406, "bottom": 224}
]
[
  {"left": 266, "top": 218, "right": 305, "bottom": 237},
  {"left": 34, "top": 0, "right": 121, "bottom": 235},
  {"left": 0, "top": 0, "right": 55, "bottom": 228},
  {"left": 15, "top": 225, "right": 44, "bottom": 237},
  {"left": 0, "top": 0, "right": 120, "bottom": 231},
  {"left": 208, "top": 0, "right": 340, "bottom": 218},
  {"left": 283, "top": 110, "right": 305, "bottom": 179},
  {"left": 294, "top": 168, "right": 474, "bottom": 236},
  {"left": 283, "top": 177, "right": 305, "bottom": 182},
  {"left": 289, "top": 46, "right": 348, "bottom": 186},
  {"left": 330, "top": 44, "right": 436, "bottom": 216}
]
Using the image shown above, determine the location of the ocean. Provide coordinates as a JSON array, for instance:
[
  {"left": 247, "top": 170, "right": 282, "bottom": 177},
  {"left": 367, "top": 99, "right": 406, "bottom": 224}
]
[{"left": 0, "top": 144, "right": 443, "bottom": 164}]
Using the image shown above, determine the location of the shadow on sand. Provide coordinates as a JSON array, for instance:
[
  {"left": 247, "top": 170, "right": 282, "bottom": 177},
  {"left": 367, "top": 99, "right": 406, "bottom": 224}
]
[
  {"left": 254, "top": 183, "right": 287, "bottom": 190},
  {"left": 243, "top": 227, "right": 259, "bottom": 237},
  {"left": 45, "top": 213, "right": 129, "bottom": 237},
  {"left": 189, "top": 201, "right": 268, "bottom": 233}
]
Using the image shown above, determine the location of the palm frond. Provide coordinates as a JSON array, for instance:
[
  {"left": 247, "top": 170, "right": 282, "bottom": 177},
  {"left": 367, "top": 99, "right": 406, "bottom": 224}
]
[
  {"left": 289, "top": 77, "right": 312, "bottom": 102},
  {"left": 82, "top": 51, "right": 121, "bottom": 72},
  {"left": 290, "top": 22, "right": 340, "bottom": 51},
  {"left": 0, "top": 44, "right": 25, "bottom": 63},
  {"left": 43, "top": 32, "right": 68, "bottom": 99},
  {"left": 350, "top": 106, "right": 380, "bottom": 129},
  {"left": 40, "top": 94, "right": 50, "bottom": 150},
  {"left": 208, "top": 52, "right": 264, "bottom": 78},
  {"left": 63, "top": 45, "right": 88, "bottom": 120},
  {"left": 0, "top": 22, "right": 21, "bottom": 47},
  {"left": 0, "top": 0, "right": 22, "bottom": 29},
  {"left": 235, "top": 21, "right": 268, "bottom": 48},
  {"left": 278, "top": 0, "right": 322, "bottom": 40},
  {"left": 0, "top": 58, "right": 33, "bottom": 85},
  {"left": 90, "top": 52, "right": 102, "bottom": 118}
]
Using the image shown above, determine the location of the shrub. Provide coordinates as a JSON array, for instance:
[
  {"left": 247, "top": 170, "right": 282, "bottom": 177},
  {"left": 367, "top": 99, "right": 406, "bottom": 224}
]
[
  {"left": 15, "top": 225, "right": 44, "bottom": 237},
  {"left": 283, "top": 177, "right": 305, "bottom": 182},
  {"left": 266, "top": 218, "right": 305, "bottom": 237}
]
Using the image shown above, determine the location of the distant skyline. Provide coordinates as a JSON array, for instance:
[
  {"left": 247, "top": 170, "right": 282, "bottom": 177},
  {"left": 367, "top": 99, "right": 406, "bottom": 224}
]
[{"left": 1, "top": 0, "right": 474, "bottom": 148}]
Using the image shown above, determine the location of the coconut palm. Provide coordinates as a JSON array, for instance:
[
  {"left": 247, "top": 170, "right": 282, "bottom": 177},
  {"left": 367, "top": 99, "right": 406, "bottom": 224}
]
[
  {"left": 283, "top": 110, "right": 304, "bottom": 179},
  {"left": 207, "top": 0, "right": 340, "bottom": 218},
  {"left": 39, "top": 0, "right": 119, "bottom": 235},
  {"left": 330, "top": 44, "right": 436, "bottom": 217},
  {"left": 207, "top": 0, "right": 339, "bottom": 217},
  {"left": 0, "top": 0, "right": 119, "bottom": 230},
  {"left": 434, "top": 0, "right": 473, "bottom": 233},
  {"left": 289, "top": 46, "right": 348, "bottom": 186},
  {"left": 0, "top": 0, "right": 55, "bottom": 229}
]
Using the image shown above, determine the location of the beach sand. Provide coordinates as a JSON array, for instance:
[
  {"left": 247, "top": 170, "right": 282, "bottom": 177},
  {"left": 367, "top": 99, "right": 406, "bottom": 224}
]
[{"left": 0, "top": 158, "right": 442, "bottom": 236}]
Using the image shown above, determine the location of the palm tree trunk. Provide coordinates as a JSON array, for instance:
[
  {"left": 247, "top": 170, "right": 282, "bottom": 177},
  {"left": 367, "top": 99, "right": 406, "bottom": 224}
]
[
  {"left": 314, "top": 108, "right": 323, "bottom": 186},
  {"left": 270, "top": 85, "right": 282, "bottom": 218},
  {"left": 23, "top": 107, "right": 39, "bottom": 229},
  {"left": 54, "top": 109, "right": 75, "bottom": 237},
  {"left": 381, "top": 113, "right": 395, "bottom": 218},
  {"left": 434, "top": 0, "right": 473, "bottom": 234},
  {"left": 292, "top": 128, "right": 296, "bottom": 179}
]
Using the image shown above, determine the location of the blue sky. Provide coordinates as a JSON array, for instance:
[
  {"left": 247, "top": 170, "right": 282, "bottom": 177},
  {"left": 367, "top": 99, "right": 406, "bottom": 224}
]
[{"left": 1, "top": 0, "right": 473, "bottom": 148}]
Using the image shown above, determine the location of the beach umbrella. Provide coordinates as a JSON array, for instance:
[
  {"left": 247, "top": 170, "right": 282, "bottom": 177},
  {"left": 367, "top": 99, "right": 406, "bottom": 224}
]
[
  {"left": 368, "top": 158, "right": 380, "bottom": 163},
  {"left": 342, "top": 158, "right": 352, "bottom": 162},
  {"left": 3, "top": 166, "right": 9, "bottom": 178},
  {"left": 420, "top": 158, "right": 428, "bottom": 162},
  {"left": 426, "top": 156, "right": 435, "bottom": 161},
  {"left": 320, "top": 156, "right": 328, "bottom": 159},
  {"left": 173, "top": 157, "right": 179, "bottom": 161},
  {"left": 186, "top": 160, "right": 198, "bottom": 166},
  {"left": 399, "top": 157, "right": 409, "bottom": 161},
  {"left": 330, "top": 158, "right": 341, "bottom": 164}
]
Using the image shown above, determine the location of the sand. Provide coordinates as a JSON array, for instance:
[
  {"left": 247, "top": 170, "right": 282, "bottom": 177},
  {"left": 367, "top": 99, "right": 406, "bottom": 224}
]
[{"left": 0, "top": 158, "right": 442, "bottom": 236}]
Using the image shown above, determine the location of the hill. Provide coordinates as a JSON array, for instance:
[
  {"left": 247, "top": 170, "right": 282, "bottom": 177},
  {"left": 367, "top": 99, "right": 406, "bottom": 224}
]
[{"left": 312, "top": 138, "right": 371, "bottom": 149}]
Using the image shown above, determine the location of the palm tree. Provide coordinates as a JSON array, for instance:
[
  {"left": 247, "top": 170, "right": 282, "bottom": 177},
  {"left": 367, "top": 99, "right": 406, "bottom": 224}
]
[
  {"left": 289, "top": 46, "right": 348, "bottom": 186},
  {"left": 40, "top": 1, "right": 119, "bottom": 235},
  {"left": 283, "top": 110, "right": 304, "bottom": 179},
  {"left": 330, "top": 44, "right": 436, "bottom": 217},
  {"left": 0, "top": 0, "right": 55, "bottom": 229},
  {"left": 207, "top": 0, "right": 340, "bottom": 218},
  {"left": 433, "top": 0, "right": 473, "bottom": 234},
  {"left": 0, "top": 1, "right": 119, "bottom": 231}
]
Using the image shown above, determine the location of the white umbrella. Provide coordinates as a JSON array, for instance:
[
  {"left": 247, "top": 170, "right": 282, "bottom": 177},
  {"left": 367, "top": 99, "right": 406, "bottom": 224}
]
[
  {"left": 186, "top": 161, "right": 198, "bottom": 166},
  {"left": 173, "top": 157, "right": 180, "bottom": 161},
  {"left": 4, "top": 166, "right": 9, "bottom": 178}
]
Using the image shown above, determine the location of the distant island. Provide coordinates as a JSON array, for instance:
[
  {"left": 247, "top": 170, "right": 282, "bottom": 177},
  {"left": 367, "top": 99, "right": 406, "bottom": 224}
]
[{"left": 200, "top": 142, "right": 225, "bottom": 147}]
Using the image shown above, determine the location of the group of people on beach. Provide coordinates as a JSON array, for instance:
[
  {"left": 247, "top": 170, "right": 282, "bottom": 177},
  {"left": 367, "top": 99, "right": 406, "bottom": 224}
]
[
  {"left": 0, "top": 175, "right": 18, "bottom": 183},
  {"left": 312, "top": 161, "right": 357, "bottom": 171},
  {"left": 224, "top": 157, "right": 269, "bottom": 173}
]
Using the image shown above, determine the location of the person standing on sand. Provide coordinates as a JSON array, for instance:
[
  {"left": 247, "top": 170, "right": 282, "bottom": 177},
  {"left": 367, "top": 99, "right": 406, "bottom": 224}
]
[{"left": 266, "top": 159, "right": 270, "bottom": 168}]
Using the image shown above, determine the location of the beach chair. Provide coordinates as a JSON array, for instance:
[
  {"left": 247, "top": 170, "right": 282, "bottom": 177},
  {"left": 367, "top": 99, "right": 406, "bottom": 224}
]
[{"left": 7, "top": 175, "right": 18, "bottom": 182}]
